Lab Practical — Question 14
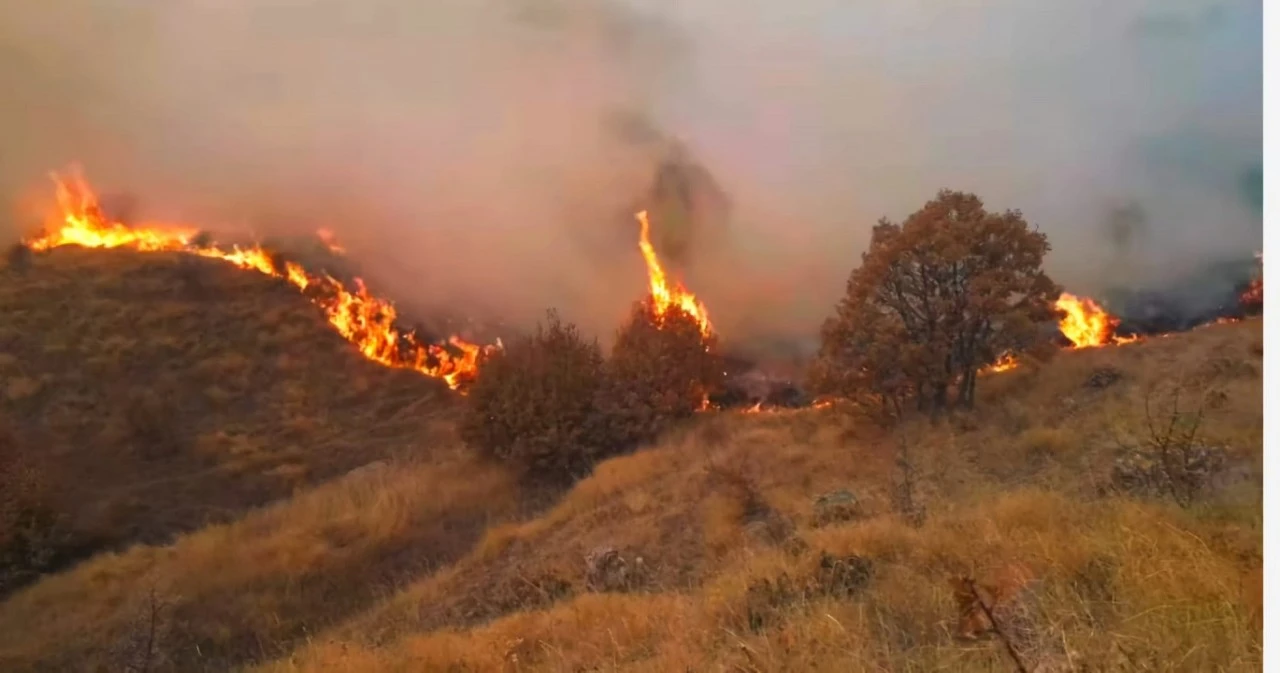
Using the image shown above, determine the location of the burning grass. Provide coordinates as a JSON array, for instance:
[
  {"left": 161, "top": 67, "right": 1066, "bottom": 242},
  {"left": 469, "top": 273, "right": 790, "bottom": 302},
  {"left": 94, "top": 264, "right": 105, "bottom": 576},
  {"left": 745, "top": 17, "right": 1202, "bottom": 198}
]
[
  {"left": 26, "top": 169, "right": 499, "bottom": 390},
  {"left": 0, "top": 317, "right": 1259, "bottom": 672},
  {"left": 0, "top": 245, "right": 461, "bottom": 591}
]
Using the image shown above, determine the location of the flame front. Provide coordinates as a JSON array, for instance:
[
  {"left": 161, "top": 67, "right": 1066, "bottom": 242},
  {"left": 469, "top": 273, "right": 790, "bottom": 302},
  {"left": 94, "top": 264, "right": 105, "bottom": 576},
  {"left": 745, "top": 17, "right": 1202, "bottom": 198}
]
[
  {"left": 1054, "top": 293, "right": 1137, "bottom": 349},
  {"left": 25, "top": 170, "right": 496, "bottom": 390},
  {"left": 635, "top": 210, "right": 713, "bottom": 336}
]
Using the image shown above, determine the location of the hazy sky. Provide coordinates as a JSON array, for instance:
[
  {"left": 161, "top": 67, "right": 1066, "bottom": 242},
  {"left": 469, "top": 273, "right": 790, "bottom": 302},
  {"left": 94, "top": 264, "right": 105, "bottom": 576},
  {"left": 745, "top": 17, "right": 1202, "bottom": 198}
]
[{"left": 0, "top": 0, "right": 1261, "bottom": 346}]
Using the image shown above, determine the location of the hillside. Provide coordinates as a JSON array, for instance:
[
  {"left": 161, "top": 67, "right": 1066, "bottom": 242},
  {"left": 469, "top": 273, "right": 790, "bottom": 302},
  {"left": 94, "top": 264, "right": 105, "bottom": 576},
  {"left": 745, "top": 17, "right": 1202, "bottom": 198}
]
[
  {"left": 0, "top": 246, "right": 459, "bottom": 592},
  {"left": 0, "top": 255, "right": 1262, "bottom": 673}
]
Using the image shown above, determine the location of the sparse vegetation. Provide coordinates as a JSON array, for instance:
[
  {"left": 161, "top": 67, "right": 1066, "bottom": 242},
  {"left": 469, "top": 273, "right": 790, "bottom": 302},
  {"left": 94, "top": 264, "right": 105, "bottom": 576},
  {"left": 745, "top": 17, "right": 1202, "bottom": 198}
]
[
  {"left": 1110, "top": 383, "right": 1230, "bottom": 508},
  {"left": 0, "top": 425, "right": 64, "bottom": 596},
  {"left": 0, "top": 237, "right": 1262, "bottom": 673}
]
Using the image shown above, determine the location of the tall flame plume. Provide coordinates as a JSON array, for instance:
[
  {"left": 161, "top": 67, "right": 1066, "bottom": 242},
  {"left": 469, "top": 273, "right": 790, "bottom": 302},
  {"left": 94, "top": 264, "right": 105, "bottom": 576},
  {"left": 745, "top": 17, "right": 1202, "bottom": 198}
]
[
  {"left": 635, "top": 210, "right": 713, "bottom": 336},
  {"left": 25, "top": 170, "right": 498, "bottom": 390}
]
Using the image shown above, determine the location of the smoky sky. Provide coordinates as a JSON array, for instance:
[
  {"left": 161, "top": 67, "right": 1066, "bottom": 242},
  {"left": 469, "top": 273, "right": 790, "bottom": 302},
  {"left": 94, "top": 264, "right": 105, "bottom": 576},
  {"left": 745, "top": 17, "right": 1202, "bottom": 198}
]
[{"left": 0, "top": 0, "right": 1261, "bottom": 347}]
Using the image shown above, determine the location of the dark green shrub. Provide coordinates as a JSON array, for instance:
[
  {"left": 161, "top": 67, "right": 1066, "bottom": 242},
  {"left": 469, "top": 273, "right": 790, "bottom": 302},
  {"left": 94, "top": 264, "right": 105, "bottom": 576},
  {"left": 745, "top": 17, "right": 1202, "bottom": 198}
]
[
  {"left": 594, "top": 300, "right": 724, "bottom": 448},
  {"left": 459, "top": 311, "right": 607, "bottom": 481}
]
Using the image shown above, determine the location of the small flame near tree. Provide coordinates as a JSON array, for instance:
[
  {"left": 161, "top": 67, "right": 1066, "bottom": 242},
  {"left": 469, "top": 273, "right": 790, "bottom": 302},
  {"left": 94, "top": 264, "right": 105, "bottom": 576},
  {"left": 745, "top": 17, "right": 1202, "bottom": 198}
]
[
  {"left": 25, "top": 168, "right": 498, "bottom": 390},
  {"left": 980, "top": 293, "right": 1139, "bottom": 375}
]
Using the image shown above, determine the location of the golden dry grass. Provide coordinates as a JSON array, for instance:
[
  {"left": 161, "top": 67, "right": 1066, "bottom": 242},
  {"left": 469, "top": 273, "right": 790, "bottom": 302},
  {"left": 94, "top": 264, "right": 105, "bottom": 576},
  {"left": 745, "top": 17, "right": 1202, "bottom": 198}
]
[
  {"left": 0, "top": 443, "right": 522, "bottom": 672},
  {"left": 253, "top": 320, "right": 1261, "bottom": 673},
  {"left": 0, "top": 251, "right": 1262, "bottom": 673},
  {"left": 0, "top": 247, "right": 457, "bottom": 582}
]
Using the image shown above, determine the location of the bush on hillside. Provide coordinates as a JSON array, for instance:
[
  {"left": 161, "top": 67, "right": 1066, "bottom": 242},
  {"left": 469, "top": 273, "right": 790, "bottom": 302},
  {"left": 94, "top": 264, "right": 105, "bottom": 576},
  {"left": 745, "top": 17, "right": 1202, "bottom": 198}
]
[
  {"left": 812, "top": 190, "right": 1061, "bottom": 416},
  {"left": 0, "top": 424, "right": 62, "bottom": 595},
  {"left": 459, "top": 311, "right": 608, "bottom": 482},
  {"left": 594, "top": 300, "right": 724, "bottom": 448}
]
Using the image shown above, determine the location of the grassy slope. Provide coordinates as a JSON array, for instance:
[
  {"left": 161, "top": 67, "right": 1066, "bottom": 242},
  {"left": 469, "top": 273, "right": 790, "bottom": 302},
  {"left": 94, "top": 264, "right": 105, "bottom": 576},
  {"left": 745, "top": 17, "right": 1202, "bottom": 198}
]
[
  {"left": 0, "top": 248, "right": 1263, "bottom": 672},
  {"left": 0, "top": 247, "right": 455, "bottom": 573}
]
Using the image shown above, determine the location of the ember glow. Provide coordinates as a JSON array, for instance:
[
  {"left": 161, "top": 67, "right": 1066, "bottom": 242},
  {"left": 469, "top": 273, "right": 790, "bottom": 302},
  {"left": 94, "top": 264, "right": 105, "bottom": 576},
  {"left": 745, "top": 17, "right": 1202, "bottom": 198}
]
[
  {"left": 981, "top": 352, "right": 1020, "bottom": 375},
  {"left": 1240, "top": 252, "right": 1263, "bottom": 309},
  {"left": 635, "top": 210, "right": 714, "bottom": 336},
  {"left": 26, "top": 170, "right": 497, "bottom": 390}
]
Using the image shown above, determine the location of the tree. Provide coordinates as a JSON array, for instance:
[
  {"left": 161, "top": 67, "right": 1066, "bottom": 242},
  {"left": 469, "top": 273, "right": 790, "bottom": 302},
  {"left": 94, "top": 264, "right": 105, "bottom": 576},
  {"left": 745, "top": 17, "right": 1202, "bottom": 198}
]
[
  {"left": 459, "top": 311, "right": 607, "bottom": 482},
  {"left": 595, "top": 300, "right": 725, "bottom": 447},
  {"left": 812, "top": 190, "right": 1060, "bottom": 414}
]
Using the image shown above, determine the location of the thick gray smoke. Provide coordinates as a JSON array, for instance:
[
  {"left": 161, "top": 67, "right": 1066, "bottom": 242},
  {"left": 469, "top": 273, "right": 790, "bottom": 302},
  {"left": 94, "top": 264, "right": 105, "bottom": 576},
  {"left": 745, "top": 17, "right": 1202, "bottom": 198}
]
[{"left": 0, "top": 0, "right": 1261, "bottom": 347}]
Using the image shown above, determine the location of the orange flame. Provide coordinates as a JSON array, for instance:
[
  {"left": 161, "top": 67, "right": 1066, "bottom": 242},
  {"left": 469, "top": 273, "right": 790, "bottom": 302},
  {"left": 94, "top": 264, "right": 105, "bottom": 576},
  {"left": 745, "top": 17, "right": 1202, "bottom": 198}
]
[
  {"left": 1054, "top": 292, "right": 1137, "bottom": 348},
  {"left": 635, "top": 210, "right": 713, "bottom": 336},
  {"left": 1240, "top": 251, "right": 1263, "bottom": 309},
  {"left": 25, "top": 169, "right": 497, "bottom": 390},
  {"left": 315, "top": 228, "right": 346, "bottom": 255},
  {"left": 981, "top": 352, "right": 1020, "bottom": 375}
]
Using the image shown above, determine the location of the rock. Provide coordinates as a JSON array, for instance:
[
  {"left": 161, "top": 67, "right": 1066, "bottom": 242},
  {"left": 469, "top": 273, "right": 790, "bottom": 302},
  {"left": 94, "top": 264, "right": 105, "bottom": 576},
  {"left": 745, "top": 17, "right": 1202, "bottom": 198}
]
[
  {"left": 812, "top": 488, "right": 861, "bottom": 526},
  {"left": 1084, "top": 366, "right": 1122, "bottom": 389},
  {"left": 584, "top": 546, "right": 637, "bottom": 592}
]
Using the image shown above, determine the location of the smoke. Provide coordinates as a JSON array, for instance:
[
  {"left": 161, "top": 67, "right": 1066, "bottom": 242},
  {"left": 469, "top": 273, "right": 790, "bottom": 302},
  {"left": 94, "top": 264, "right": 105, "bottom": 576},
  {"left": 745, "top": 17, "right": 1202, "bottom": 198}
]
[{"left": 0, "top": 0, "right": 1260, "bottom": 347}]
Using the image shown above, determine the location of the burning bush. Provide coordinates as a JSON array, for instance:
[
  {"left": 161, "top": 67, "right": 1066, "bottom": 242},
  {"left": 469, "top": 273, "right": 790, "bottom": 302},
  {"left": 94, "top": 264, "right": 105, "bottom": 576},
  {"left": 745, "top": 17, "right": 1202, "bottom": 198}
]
[
  {"left": 459, "top": 311, "right": 608, "bottom": 482},
  {"left": 594, "top": 300, "right": 725, "bottom": 448},
  {"left": 811, "top": 190, "right": 1060, "bottom": 416}
]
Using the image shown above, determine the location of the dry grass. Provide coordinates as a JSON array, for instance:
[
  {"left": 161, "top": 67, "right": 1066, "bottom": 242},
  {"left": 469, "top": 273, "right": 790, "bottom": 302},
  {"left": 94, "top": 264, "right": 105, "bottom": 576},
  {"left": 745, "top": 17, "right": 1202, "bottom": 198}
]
[
  {"left": 0, "top": 247, "right": 457, "bottom": 584},
  {"left": 0, "top": 247, "right": 1262, "bottom": 673},
  {"left": 257, "top": 321, "right": 1260, "bottom": 673},
  {"left": 0, "top": 445, "right": 522, "bottom": 672}
]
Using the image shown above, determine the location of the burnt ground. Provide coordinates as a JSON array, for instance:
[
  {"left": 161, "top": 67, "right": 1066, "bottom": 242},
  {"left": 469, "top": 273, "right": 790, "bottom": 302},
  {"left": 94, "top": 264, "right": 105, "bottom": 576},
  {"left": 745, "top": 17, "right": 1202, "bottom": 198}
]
[{"left": 0, "top": 247, "right": 457, "bottom": 592}]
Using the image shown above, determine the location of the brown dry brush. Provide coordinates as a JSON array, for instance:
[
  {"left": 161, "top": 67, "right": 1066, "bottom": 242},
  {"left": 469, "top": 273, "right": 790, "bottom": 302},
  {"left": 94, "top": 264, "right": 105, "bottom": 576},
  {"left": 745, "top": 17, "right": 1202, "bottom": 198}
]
[
  {"left": 812, "top": 189, "right": 1061, "bottom": 417},
  {"left": 889, "top": 429, "right": 926, "bottom": 528},
  {"left": 958, "top": 577, "right": 1030, "bottom": 673},
  {"left": 461, "top": 300, "right": 726, "bottom": 484},
  {"left": 5, "top": 243, "right": 32, "bottom": 275},
  {"left": 460, "top": 310, "right": 608, "bottom": 484},
  {"left": 0, "top": 424, "right": 64, "bottom": 596},
  {"left": 1110, "top": 383, "right": 1226, "bottom": 508},
  {"left": 593, "top": 300, "right": 724, "bottom": 448},
  {"left": 109, "top": 583, "right": 171, "bottom": 673}
]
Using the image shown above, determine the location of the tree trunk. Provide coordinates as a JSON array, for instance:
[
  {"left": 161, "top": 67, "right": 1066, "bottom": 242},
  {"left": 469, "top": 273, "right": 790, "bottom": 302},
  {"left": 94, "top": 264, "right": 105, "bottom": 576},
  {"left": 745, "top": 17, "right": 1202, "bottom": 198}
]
[
  {"left": 932, "top": 381, "right": 949, "bottom": 413},
  {"left": 959, "top": 369, "right": 977, "bottom": 408}
]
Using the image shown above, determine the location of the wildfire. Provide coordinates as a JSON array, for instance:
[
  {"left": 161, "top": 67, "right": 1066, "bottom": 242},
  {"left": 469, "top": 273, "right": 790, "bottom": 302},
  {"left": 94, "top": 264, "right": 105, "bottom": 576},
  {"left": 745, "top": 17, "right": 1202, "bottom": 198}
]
[
  {"left": 25, "top": 169, "right": 497, "bottom": 390},
  {"left": 979, "top": 292, "right": 1137, "bottom": 375},
  {"left": 1055, "top": 293, "right": 1137, "bottom": 349},
  {"left": 1240, "top": 252, "right": 1263, "bottom": 309},
  {"left": 981, "top": 352, "right": 1020, "bottom": 375},
  {"left": 635, "top": 210, "right": 713, "bottom": 336}
]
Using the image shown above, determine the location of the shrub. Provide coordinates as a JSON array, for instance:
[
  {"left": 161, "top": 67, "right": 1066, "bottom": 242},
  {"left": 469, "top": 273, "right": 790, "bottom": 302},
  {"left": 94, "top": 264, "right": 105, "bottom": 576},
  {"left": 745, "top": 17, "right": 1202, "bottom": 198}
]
[
  {"left": 5, "top": 243, "right": 32, "bottom": 275},
  {"left": 594, "top": 300, "right": 724, "bottom": 448},
  {"left": 0, "top": 425, "right": 61, "bottom": 595},
  {"left": 459, "top": 311, "right": 607, "bottom": 482},
  {"left": 1109, "top": 385, "right": 1228, "bottom": 507}
]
